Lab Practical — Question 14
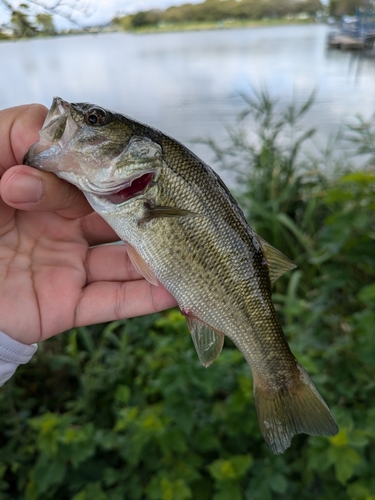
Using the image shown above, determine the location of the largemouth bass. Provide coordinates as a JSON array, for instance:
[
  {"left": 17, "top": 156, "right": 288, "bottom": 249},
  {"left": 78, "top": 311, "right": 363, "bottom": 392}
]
[{"left": 25, "top": 97, "right": 338, "bottom": 454}]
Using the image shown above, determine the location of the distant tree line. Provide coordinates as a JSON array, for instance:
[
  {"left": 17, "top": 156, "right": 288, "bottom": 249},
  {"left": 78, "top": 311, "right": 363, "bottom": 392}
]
[
  {"left": 329, "top": 0, "right": 370, "bottom": 16},
  {"left": 114, "top": 0, "right": 323, "bottom": 29},
  {"left": 2, "top": 0, "right": 372, "bottom": 40}
]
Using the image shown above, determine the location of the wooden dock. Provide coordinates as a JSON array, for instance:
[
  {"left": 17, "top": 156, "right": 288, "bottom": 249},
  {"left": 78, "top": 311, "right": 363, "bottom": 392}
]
[{"left": 328, "top": 34, "right": 365, "bottom": 50}]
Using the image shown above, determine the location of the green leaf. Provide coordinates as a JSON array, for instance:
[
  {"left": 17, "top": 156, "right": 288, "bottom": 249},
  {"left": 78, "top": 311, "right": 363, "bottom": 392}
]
[
  {"left": 358, "top": 284, "right": 375, "bottom": 305},
  {"left": 347, "top": 482, "right": 372, "bottom": 500},
  {"left": 328, "top": 446, "right": 361, "bottom": 484},
  {"left": 78, "top": 327, "right": 96, "bottom": 355},
  {"left": 147, "top": 476, "right": 192, "bottom": 500},
  {"left": 349, "top": 431, "right": 369, "bottom": 448},
  {"left": 161, "top": 477, "right": 192, "bottom": 500},
  {"left": 31, "top": 455, "right": 66, "bottom": 494},
  {"left": 276, "top": 212, "right": 314, "bottom": 256},
  {"left": 71, "top": 483, "right": 107, "bottom": 500},
  {"left": 71, "top": 492, "right": 86, "bottom": 500},
  {"left": 208, "top": 455, "right": 253, "bottom": 481},
  {"left": 269, "top": 473, "right": 288, "bottom": 493},
  {"left": 340, "top": 172, "right": 375, "bottom": 184},
  {"left": 208, "top": 459, "right": 238, "bottom": 481},
  {"left": 229, "top": 455, "right": 253, "bottom": 478},
  {"left": 329, "top": 428, "right": 349, "bottom": 447},
  {"left": 213, "top": 481, "right": 242, "bottom": 500},
  {"left": 115, "top": 385, "right": 131, "bottom": 404}
]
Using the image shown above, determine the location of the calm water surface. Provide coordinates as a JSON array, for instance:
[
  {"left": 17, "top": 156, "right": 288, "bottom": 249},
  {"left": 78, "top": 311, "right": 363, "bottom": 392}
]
[{"left": 1, "top": 25, "right": 374, "bottom": 177}]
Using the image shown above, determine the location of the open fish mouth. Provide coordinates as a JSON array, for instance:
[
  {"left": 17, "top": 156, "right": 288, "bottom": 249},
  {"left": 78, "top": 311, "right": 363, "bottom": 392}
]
[
  {"left": 86, "top": 171, "right": 155, "bottom": 204},
  {"left": 24, "top": 97, "right": 78, "bottom": 167},
  {"left": 43, "top": 97, "right": 70, "bottom": 128},
  {"left": 37, "top": 97, "right": 74, "bottom": 147}
]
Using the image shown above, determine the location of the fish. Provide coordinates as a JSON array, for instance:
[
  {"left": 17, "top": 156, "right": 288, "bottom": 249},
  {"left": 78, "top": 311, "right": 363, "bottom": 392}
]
[{"left": 25, "top": 97, "right": 338, "bottom": 454}]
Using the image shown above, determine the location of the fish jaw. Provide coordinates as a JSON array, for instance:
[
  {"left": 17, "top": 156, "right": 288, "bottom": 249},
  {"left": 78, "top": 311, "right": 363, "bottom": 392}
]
[{"left": 24, "top": 97, "right": 80, "bottom": 173}]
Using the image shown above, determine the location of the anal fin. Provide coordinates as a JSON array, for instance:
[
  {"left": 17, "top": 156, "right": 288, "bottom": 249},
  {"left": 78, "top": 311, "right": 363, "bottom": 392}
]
[
  {"left": 185, "top": 316, "right": 225, "bottom": 368},
  {"left": 126, "top": 243, "right": 158, "bottom": 286}
]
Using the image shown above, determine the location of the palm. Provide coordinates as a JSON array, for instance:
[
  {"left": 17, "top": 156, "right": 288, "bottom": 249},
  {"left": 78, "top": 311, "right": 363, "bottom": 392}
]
[
  {"left": 0, "top": 202, "right": 92, "bottom": 341},
  {"left": 0, "top": 205, "right": 88, "bottom": 342},
  {"left": 0, "top": 198, "right": 177, "bottom": 345},
  {"left": 0, "top": 104, "right": 176, "bottom": 345}
]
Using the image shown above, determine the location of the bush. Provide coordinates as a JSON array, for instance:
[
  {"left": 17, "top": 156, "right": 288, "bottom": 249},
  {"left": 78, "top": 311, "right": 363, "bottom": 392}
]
[
  {"left": 114, "top": 0, "right": 323, "bottom": 29},
  {"left": 130, "top": 10, "right": 162, "bottom": 28},
  {"left": 1, "top": 94, "right": 375, "bottom": 499}
]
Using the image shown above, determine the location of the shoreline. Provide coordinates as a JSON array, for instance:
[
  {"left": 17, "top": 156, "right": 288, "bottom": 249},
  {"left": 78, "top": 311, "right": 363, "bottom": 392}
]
[
  {"left": 0, "top": 17, "right": 320, "bottom": 41},
  {"left": 125, "top": 17, "right": 317, "bottom": 34}
]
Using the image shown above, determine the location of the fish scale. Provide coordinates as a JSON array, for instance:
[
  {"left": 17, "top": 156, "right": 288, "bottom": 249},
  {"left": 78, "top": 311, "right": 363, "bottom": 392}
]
[{"left": 25, "top": 97, "right": 338, "bottom": 454}]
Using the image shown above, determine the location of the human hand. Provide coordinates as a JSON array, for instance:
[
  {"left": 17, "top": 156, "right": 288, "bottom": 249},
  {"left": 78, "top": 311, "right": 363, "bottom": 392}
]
[{"left": 0, "top": 104, "right": 177, "bottom": 345}]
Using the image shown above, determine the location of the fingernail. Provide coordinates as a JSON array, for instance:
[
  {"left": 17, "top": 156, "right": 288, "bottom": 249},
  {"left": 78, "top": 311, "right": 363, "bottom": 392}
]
[{"left": 6, "top": 173, "right": 44, "bottom": 203}]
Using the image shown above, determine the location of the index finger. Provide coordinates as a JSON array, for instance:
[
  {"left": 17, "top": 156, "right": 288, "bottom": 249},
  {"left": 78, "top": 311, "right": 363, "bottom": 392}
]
[
  {"left": 0, "top": 104, "right": 47, "bottom": 173},
  {"left": 0, "top": 104, "right": 93, "bottom": 220},
  {"left": 0, "top": 104, "right": 47, "bottom": 227}
]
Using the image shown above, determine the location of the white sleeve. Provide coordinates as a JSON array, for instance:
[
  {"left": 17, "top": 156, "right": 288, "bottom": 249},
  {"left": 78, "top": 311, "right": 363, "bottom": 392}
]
[{"left": 0, "top": 331, "right": 38, "bottom": 387}]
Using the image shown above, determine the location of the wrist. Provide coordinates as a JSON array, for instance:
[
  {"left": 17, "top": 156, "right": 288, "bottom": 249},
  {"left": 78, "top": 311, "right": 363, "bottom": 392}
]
[
  {"left": 0, "top": 323, "right": 38, "bottom": 346},
  {"left": 0, "top": 330, "right": 38, "bottom": 386},
  {"left": 0, "top": 330, "right": 38, "bottom": 362}
]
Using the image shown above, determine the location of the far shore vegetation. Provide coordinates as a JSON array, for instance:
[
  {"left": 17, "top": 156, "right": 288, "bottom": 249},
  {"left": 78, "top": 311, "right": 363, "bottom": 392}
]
[
  {"left": 113, "top": 16, "right": 316, "bottom": 36},
  {"left": 0, "top": 0, "right": 368, "bottom": 40}
]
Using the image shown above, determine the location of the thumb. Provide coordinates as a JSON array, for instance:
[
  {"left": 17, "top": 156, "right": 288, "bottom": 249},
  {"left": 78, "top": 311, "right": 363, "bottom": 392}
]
[{"left": 0, "top": 165, "right": 92, "bottom": 219}]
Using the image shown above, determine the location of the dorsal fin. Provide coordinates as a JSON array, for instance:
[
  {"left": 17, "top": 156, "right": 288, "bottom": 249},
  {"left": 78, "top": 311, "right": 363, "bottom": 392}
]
[
  {"left": 256, "top": 235, "right": 296, "bottom": 284},
  {"left": 185, "top": 316, "right": 225, "bottom": 368},
  {"left": 126, "top": 243, "right": 158, "bottom": 286}
]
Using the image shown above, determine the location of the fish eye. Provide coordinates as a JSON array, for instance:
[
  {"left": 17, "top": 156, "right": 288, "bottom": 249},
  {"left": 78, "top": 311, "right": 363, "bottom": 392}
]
[{"left": 85, "top": 108, "right": 107, "bottom": 126}]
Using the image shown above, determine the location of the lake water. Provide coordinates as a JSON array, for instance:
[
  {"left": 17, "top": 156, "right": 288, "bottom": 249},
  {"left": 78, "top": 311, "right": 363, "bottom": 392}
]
[{"left": 1, "top": 24, "right": 375, "bottom": 180}]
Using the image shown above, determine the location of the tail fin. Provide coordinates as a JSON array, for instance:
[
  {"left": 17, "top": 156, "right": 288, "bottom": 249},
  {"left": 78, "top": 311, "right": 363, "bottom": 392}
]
[{"left": 254, "top": 363, "right": 338, "bottom": 455}]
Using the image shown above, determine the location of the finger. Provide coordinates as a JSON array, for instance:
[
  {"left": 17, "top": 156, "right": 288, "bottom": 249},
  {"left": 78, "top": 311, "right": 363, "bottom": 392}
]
[
  {"left": 85, "top": 244, "right": 143, "bottom": 283},
  {"left": 1, "top": 166, "right": 93, "bottom": 219},
  {"left": 0, "top": 105, "right": 46, "bottom": 227},
  {"left": 74, "top": 280, "right": 177, "bottom": 327},
  {"left": 0, "top": 104, "right": 47, "bottom": 172}
]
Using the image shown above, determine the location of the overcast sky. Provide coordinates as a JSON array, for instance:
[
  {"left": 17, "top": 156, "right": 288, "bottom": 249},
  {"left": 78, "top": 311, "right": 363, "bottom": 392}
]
[{"left": 0, "top": 0, "right": 204, "bottom": 28}]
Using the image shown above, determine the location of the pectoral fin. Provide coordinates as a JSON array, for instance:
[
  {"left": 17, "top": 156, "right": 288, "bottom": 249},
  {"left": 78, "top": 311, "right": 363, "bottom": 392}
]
[
  {"left": 185, "top": 316, "right": 225, "bottom": 368},
  {"left": 126, "top": 243, "right": 158, "bottom": 286},
  {"left": 139, "top": 203, "right": 198, "bottom": 225},
  {"left": 256, "top": 235, "right": 297, "bottom": 284}
]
